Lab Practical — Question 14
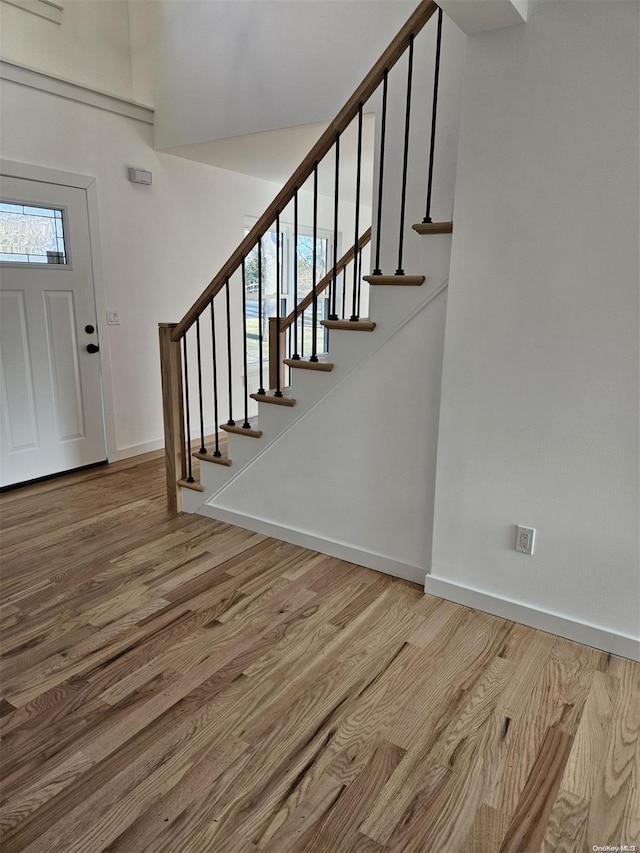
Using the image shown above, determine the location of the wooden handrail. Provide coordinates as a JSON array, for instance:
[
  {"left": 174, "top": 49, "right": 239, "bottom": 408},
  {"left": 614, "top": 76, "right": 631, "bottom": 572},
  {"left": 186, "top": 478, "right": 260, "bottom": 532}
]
[
  {"left": 172, "top": 0, "right": 438, "bottom": 342},
  {"left": 281, "top": 227, "right": 371, "bottom": 333}
]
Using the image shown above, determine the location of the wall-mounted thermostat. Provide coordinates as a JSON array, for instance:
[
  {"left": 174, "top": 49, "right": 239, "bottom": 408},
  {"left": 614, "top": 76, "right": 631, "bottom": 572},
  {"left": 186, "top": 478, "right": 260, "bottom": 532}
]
[{"left": 128, "top": 168, "right": 152, "bottom": 185}]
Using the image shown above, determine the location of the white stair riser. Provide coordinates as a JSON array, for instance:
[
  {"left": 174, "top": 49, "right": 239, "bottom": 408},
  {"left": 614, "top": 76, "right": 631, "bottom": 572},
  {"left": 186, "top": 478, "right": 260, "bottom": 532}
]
[
  {"left": 222, "top": 434, "right": 264, "bottom": 468},
  {"left": 322, "top": 329, "right": 378, "bottom": 366},
  {"left": 256, "top": 401, "right": 305, "bottom": 435},
  {"left": 287, "top": 368, "right": 337, "bottom": 400}
]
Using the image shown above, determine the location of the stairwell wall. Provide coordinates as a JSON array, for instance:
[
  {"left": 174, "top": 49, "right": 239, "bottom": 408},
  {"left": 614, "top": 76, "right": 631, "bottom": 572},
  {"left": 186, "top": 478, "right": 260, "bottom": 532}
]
[{"left": 430, "top": 0, "right": 639, "bottom": 658}]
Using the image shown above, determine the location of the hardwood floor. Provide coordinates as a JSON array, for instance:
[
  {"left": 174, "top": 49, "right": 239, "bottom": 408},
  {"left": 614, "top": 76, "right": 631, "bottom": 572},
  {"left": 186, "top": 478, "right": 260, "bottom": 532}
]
[{"left": 1, "top": 452, "right": 638, "bottom": 852}]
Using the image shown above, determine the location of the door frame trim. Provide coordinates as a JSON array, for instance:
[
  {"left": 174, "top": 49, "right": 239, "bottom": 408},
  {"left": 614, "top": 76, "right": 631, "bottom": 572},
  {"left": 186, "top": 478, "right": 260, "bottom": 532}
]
[{"left": 0, "top": 158, "right": 115, "bottom": 461}]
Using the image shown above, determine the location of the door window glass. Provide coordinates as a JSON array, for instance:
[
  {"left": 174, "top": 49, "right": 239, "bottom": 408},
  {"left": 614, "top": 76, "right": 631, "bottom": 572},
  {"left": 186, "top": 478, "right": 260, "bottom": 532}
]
[{"left": 0, "top": 202, "right": 68, "bottom": 265}]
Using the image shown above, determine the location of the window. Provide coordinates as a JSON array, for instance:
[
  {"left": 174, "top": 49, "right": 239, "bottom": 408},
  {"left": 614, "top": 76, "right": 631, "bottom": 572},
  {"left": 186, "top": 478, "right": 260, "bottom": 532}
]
[
  {"left": 244, "top": 221, "right": 334, "bottom": 365},
  {"left": 0, "top": 202, "right": 68, "bottom": 265}
]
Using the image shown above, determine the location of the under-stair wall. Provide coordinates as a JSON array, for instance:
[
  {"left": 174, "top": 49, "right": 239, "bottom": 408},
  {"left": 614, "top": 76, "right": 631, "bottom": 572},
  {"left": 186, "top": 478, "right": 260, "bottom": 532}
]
[{"left": 191, "top": 236, "right": 453, "bottom": 583}]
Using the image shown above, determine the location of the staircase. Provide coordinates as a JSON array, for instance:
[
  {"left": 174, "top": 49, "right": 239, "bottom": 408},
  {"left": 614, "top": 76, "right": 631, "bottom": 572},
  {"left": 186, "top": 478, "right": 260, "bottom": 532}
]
[{"left": 160, "top": 0, "right": 458, "bottom": 584}]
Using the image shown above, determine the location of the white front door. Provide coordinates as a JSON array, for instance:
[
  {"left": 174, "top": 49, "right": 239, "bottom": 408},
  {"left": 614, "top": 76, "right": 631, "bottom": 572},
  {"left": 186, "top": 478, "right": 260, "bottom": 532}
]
[{"left": 0, "top": 176, "right": 106, "bottom": 487}]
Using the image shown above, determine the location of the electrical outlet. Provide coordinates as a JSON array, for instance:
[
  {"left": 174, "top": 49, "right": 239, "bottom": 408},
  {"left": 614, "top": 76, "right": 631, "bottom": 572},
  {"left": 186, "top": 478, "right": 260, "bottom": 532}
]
[{"left": 515, "top": 525, "right": 535, "bottom": 555}]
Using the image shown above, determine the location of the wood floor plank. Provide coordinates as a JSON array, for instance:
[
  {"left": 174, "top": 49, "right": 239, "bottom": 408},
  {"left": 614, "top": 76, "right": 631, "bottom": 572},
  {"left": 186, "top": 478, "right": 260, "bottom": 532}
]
[
  {"left": 498, "top": 725, "right": 575, "bottom": 852},
  {"left": 252, "top": 643, "right": 433, "bottom": 849},
  {"left": 586, "top": 658, "right": 640, "bottom": 848},
  {"left": 460, "top": 804, "right": 510, "bottom": 853},
  {"left": 494, "top": 630, "right": 556, "bottom": 719},
  {"left": 363, "top": 654, "right": 513, "bottom": 848},
  {"left": 623, "top": 783, "right": 640, "bottom": 847},
  {"left": 387, "top": 712, "right": 509, "bottom": 853},
  {"left": 102, "top": 738, "right": 250, "bottom": 853},
  {"left": 1, "top": 453, "right": 637, "bottom": 852},
  {"left": 540, "top": 788, "right": 590, "bottom": 852},
  {"left": 484, "top": 634, "right": 605, "bottom": 820},
  {"left": 301, "top": 739, "right": 405, "bottom": 853},
  {"left": 389, "top": 609, "right": 511, "bottom": 751},
  {"left": 560, "top": 670, "right": 619, "bottom": 799}
]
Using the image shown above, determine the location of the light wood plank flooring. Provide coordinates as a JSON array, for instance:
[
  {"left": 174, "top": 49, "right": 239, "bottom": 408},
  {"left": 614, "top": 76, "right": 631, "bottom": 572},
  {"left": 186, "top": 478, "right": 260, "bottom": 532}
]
[{"left": 1, "top": 452, "right": 638, "bottom": 852}]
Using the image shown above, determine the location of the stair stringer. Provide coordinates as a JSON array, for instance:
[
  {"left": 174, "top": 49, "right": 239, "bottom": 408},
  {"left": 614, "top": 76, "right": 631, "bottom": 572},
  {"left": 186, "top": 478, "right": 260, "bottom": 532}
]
[{"left": 194, "top": 274, "right": 451, "bottom": 582}]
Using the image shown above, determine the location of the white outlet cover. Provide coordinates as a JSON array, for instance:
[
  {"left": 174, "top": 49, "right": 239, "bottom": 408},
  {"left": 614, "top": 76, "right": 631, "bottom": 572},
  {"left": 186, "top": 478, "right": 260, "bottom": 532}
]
[{"left": 515, "top": 525, "right": 535, "bottom": 555}]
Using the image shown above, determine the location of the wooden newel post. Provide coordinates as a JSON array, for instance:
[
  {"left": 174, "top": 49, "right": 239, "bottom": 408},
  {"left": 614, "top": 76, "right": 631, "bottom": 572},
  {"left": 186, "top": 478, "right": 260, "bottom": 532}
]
[
  {"left": 159, "top": 323, "right": 185, "bottom": 514},
  {"left": 268, "top": 317, "right": 286, "bottom": 392}
]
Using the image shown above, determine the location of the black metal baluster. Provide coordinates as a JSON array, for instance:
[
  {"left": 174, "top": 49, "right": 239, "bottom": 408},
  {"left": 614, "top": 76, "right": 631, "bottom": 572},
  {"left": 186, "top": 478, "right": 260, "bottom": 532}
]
[
  {"left": 396, "top": 34, "right": 415, "bottom": 276},
  {"left": 341, "top": 267, "right": 347, "bottom": 319},
  {"left": 182, "top": 334, "right": 195, "bottom": 482},
  {"left": 423, "top": 9, "right": 443, "bottom": 224},
  {"left": 225, "top": 277, "right": 235, "bottom": 425},
  {"left": 373, "top": 69, "right": 389, "bottom": 275},
  {"left": 275, "top": 214, "right": 283, "bottom": 393},
  {"left": 195, "top": 317, "right": 206, "bottom": 454},
  {"left": 351, "top": 103, "right": 364, "bottom": 321},
  {"left": 257, "top": 237, "right": 266, "bottom": 395},
  {"left": 292, "top": 191, "right": 300, "bottom": 359},
  {"left": 241, "top": 258, "right": 251, "bottom": 428},
  {"left": 310, "top": 164, "right": 319, "bottom": 360},
  {"left": 356, "top": 246, "right": 363, "bottom": 316},
  {"left": 210, "top": 297, "right": 222, "bottom": 457},
  {"left": 329, "top": 134, "right": 340, "bottom": 319}
]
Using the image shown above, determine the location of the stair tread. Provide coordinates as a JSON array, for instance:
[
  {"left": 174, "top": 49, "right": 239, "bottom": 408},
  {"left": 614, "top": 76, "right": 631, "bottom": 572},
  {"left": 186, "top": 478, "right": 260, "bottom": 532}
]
[
  {"left": 284, "top": 356, "right": 334, "bottom": 372},
  {"left": 412, "top": 221, "right": 453, "bottom": 234},
  {"left": 363, "top": 274, "right": 425, "bottom": 286},
  {"left": 193, "top": 451, "right": 232, "bottom": 466},
  {"left": 220, "top": 423, "right": 263, "bottom": 438},
  {"left": 250, "top": 391, "right": 296, "bottom": 407},
  {"left": 178, "top": 478, "right": 205, "bottom": 492},
  {"left": 321, "top": 319, "right": 376, "bottom": 331}
]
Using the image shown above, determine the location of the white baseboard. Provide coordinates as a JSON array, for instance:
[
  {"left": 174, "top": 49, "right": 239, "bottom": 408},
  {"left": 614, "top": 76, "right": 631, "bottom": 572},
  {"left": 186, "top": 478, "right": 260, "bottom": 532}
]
[
  {"left": 197, "top": 504, "right": 426, "bottom": 585},
  {"left": 425, "top": 575, "right": 640, "bottom": 662},
  {"left": 109, "top": 438, "right": 164, "bottom": 462}
]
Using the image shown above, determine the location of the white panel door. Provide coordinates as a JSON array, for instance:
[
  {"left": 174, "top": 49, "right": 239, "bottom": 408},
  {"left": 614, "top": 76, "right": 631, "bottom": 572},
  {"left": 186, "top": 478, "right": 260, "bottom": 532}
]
[{"left": 0, "top": 177, "right": 106, "bottom": 487}]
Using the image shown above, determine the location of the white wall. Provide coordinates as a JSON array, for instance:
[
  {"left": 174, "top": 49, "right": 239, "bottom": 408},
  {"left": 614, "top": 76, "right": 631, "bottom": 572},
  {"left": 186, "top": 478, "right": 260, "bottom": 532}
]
[
  {"left": 0, "top": 80, "right": 370, "bottom": 460},
  {"left": 151, "top": 0, "right": 416, "bottom": 150},
  {"left": 431, "top": 1, "right": 639, "bottom": 649},
  {"left": 0, "top": 81, "right": 299, "bottom": 458},
  {"left": 0, "top": 0, "right": 134, "bottom": 100},
  {"left": 128, "top": 0, "right": 155, "bottom": 106}
]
